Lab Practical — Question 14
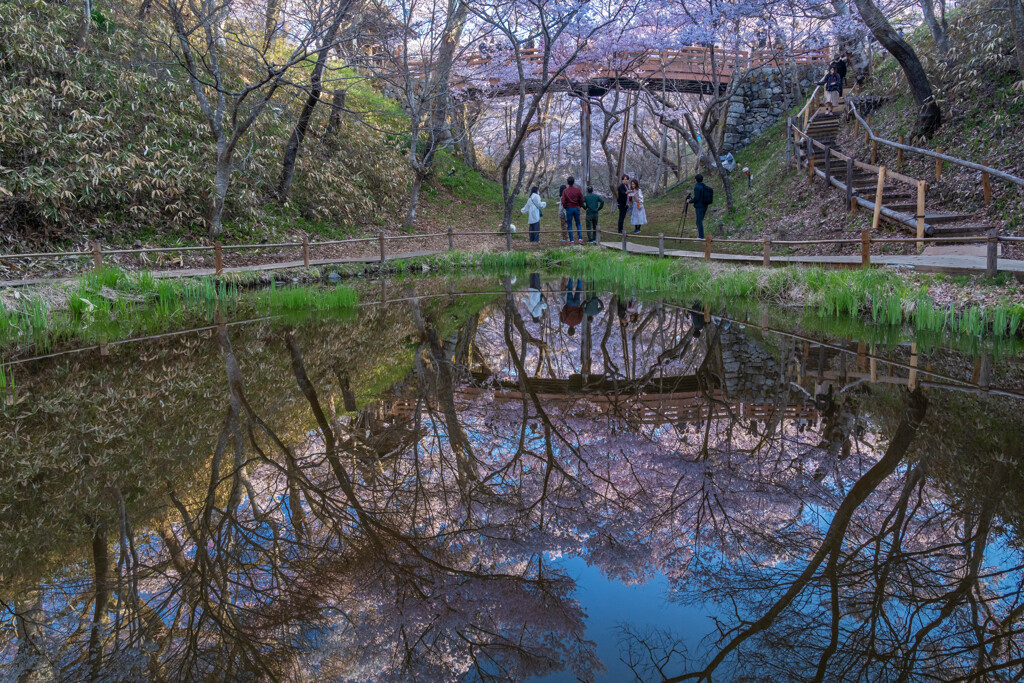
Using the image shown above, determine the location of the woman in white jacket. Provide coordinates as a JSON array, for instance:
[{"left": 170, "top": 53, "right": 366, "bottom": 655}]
[{"left": 521, "top": 186, "right": 547, "bottom": 243}]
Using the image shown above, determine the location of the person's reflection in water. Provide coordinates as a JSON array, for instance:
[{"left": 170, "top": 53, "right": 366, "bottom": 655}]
[
  {"left": 689, "top": 301, "right": 705, "bottom": 337},
  {"left": 526, "top": 272, "right": 547, "bottom": 323},
  {"left": 583, "top": 285, "right": 604, "bottom": 321},
  {"left": 560, "top": 277, "right": 584, "bottom": 336}
]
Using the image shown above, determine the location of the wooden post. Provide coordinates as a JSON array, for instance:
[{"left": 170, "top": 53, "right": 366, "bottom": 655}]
[
  {"left": 302, "top": 235, "right": 310, "bottom": 267},
  {"left": 621, "top": 232, "right": 627, "bottom": 252},
  {"left": 808, "top": 155, "right": 815, "bottom": 181},
  {"left": 762, "top": 237, "right": 771, "bottom": 267},
  {"left": 987, "top": 228, "right": 999, "bottom": 278},
  {"left": 864, "top": 117, "right": 871, "bottom": 145},
  {"left": 92, "top": 241, "right": 102, "bottom": 270},
  {"left": 596, "top": 229, "right": 601, "bottom": 246},
  {"left": 658, "top": 233, "right": 665, "bottom": 257},
  {"left": 505, "top": 228, "right": 512, "bottom": 252},
  {"left": 856, "top": 339, "right": 867, "bottom": 372},
  {"left": 214, "top": 242, "right": 223, "bottom": 276},
  {"left": 979, "top": 353, "right": 992, "bottom": 392},
  {"left": 916, "top": 180, "right": 927, "bottom": 252},
  {"left": 704, "top": 235, "right": 711, "bottom": 260},
  {"left": 935, "top": 148, "right": 943, "bottom": 183},
  {"left": 851, "top": 196, "right": 858, "bottom": 216},
  {"left": 806, "top": 136, "right": 814, "bottom": 180},
  {"left": 897, "top": 134, "right": 905, "bottom": 172},
  {"left": 845, "top": 157, "right": 854, "bottom": 208},
  {"left": 785, "top": 119, "right": 792, "bottom": 168},
  {"left": 870, "top": 140, "right": 878, "bottom": 165},
  {"left": 447, "top": 226, "right": 454, "bottom": 251},
  {"left": 870, "top": 344, "right": 878, "bottom": 383},
  {"left": 378, "top": 234, "right": 385, "bottom": 263},
  {"left": 861, "top": 229, "right": 871, "bottom": 266},
  {"left": 983, "top": 170, "right": 991, "bottom": 206},
  {"left": 823, "top": 147, "right": 831, "bottom": 188},
  {"left": 853, "top": 117, "right": 860, "bottom": 140},
  {"left": 871, "top": 166, "right": 886, "bottom": 231}
]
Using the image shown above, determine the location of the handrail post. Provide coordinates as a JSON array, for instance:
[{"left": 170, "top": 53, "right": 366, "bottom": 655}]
[
  {"left": 935, "top": 147, "right": 944, "bottom": 183},
  {"left": 861, "top": 229, "right": 871, "bottom": 266},
  {"left": 986, "top": 228, "right": 999, "bottom": 278},
  {"left": 447, "top": 226, "right": 454, "bottom": 251},
  {"left": 762, "top": 237, "right": 771, "bottom": 267},
  {"left": 806, "top": 136, "right": 813, "bottom": 180},
  {"left": 897, "top": 134, "right": 905, "bottom": 172},
  {"left": 596, "top": 229, "right": 601, "bottom": 246},
  {"left": 302, "top": 235, "right": 310, "bottom": 267},
  {"left": 870, "top": 140, "right": 878, "bottom": 165},
  {"left": 92, "top": 241, "right": 102, "bottom": 271},
  {"left": 823, "top": 146, "right": 831, "bottom": 188},
  {"left": 916, "top": 180, "right": 927, "bottom": 252},
  {"left": 785, "top": 119, "right": 792, "bottom": 168},
  {"left": 846, "top": 157, "right": 854, "bottom": 209},
  {"left": 658, "top": 233, "right": 665, "bottom": 257},
  {"left": 871, "top": 166, "right": 886, "bottom": 231},
  {"left": 853, "top": 117, "right": 860, "bottom": 141},
  {"left": 983, "top": 170, "right": 991, "bottom": 206},
  {"left": 704, "top": 235, "right": 711, "bottom": 260},
  {"left": 851, "top": 195, "right": 858, "bottom": 216},
  {"left": 214, "top": 241, "right": 223, "bottom": 276},
  {"left": 505, "top": 228, "right": 512, "bottom": 252},
  {"left": 378, "top": 234, "right": 385, "bottom": 263},
  {"left": 863, "top": 117, "right": 871, "bottom": 145}
]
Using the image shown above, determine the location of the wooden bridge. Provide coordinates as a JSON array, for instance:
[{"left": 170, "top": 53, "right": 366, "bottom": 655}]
[{"left": 452, "top": 46, "right": 831, "bottom": 97}]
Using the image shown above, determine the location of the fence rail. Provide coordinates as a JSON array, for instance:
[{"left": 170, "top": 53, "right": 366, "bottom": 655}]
[{"left": 1, "top": 220, "right": 1018, "bottom": 284}]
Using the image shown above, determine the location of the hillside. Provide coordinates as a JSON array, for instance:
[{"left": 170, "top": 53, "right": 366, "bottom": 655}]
[
  {"left": 639, "top": 0, "right": 1024, "bottom": 256},
  {"left": 0, "top": 0, "right": 505, "bottom": 254}
]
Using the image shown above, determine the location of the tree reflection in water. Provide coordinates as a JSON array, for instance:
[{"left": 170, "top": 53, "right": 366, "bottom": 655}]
[{"left": 2, "top": 281, "right": 1024, "bottom": 682}]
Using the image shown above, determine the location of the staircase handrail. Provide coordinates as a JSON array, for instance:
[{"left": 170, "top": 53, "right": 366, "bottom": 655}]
[
  {"left": 796, "top": 85, "right": 821, "bottom": 131},
  {"left": 847, "top": 99, "right": 1024, "bottom": 189}
]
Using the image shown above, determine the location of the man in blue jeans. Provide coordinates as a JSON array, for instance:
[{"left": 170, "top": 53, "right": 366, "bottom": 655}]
[
  {"left": 560, "top": 176, "right": 585, "bottom": 244},
  {"left": 686, "top": 174, "right": 713, "bottom": 239}
]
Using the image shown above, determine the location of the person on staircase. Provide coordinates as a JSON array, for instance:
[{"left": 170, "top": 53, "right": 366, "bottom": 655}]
[
  {"left": 830, "top": 55, "right": 848, "bottom": 87},
  {"left": 687, "top": 174, "right": 713, "bottom": 239},
  {"left": 817, "top": 65, "right": 843, "bottom": 115}
]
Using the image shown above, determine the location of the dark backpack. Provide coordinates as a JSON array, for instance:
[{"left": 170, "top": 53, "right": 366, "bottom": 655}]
[{"left": 698, "top": 184, "right": 714, "bottom": 206}]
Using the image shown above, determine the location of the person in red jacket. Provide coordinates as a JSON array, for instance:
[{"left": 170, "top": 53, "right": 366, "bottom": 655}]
[{"left": 560, "top": 176, "right": 585, "bottom": 244}]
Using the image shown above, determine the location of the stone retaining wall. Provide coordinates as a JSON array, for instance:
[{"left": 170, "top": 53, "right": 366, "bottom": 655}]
[{"left": 721, "top": 64, "right": 823, "bottom": 154}]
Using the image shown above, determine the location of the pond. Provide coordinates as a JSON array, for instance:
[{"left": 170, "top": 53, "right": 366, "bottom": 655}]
[{"left": 2, "top": 274, "right": 1024, "bottom": 682}]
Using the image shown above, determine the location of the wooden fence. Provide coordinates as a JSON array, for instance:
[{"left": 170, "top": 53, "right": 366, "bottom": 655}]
[{"left": 3, "top": 221, "right": 1023, "bottom": 284}]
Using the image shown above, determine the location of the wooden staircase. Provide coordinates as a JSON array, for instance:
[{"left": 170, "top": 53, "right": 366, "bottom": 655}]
[{"left": 796, "top": 97, "right": 998, "bottom": 250}]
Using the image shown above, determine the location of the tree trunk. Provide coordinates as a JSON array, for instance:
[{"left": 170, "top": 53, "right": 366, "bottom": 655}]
[
  {"left": 851, "top": 0, "right": 942, "bottom": 138},
  {"left": 404, "top": 173, "right": 426, "bottom": 229},
  {"left": 1010, "top": 0, "right": 1024, "bottom": 82},
  {"left": 324, "top": 90, "right": 346, "bottom": 141},
  {"left": 76, "top": 0, "right": 91, "bottom": 47},
  {"left": 920, "top": 0, "right": 950, "bottom": 58},
  {"left": 278, "top": 11, "right": 346, "bottom": 202},
  {"left": 209, "top": 144, "right": 231, "bottom": 239},
  {"left": 263, "top": 0, "right": 283, "bottom": 52}
]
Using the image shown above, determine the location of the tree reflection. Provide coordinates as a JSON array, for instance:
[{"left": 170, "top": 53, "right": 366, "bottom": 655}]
[{"left": 3, "top": 285, "right": 1024, "bottom": 682}]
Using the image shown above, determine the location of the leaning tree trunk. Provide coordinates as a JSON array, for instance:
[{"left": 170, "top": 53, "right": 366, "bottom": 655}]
[
  {"left": 850, "top": 0, "right": 942, "bottom": 138},
  {"left": 920, "top": 0, "right": 950, "bottom": 59},
  {"left": 278, "top": 10, "right": 347, "bottom": 202},
  {"left": 1010, "top": 0, "right": 1024, "bottom": 82}
]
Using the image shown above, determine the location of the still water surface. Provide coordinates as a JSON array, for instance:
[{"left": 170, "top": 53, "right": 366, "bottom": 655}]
[{"left": 2, "top": 276, "right": 1023, "bottom": 681}]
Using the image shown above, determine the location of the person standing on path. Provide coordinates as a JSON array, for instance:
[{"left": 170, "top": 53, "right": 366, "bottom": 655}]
[
  {"left": 627, "top": 179, "right": 647, "bottom": 234},
  {"left": 561, "top": 176, "right": 585, "bottom": 244},
  {"left": 583, "top": 186, "right": 604, "bottom": 243},
  {"left": 520, "top": 186, "right": 547, "bottom": 243},
  {"left": 617, "top": 174, "right": 630, "bottom": 233},
  {"left": 558, "top": 185, "right": 568, "bottom": 242},
  {"left": 817, "top": 65, "right": 843, "bottom": 115},
  {"left": 687, "top": 174, "right": 713, "bottom": 239}
]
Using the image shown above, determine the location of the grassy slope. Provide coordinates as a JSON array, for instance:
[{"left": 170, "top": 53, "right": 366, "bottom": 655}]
[{"left": 0, "top": 0, "right": 506, "bottom": 250}]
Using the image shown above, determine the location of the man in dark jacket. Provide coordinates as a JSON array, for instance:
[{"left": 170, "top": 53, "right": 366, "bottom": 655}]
[
  {"left": 583, "top": 186, "right": 604, "bottom": 243},
  {"left": 616, "top": 174, "right": 629, "bottom": 233},
  {"left": 686, "top": 174, "right": 712, "bottom": 239}
]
